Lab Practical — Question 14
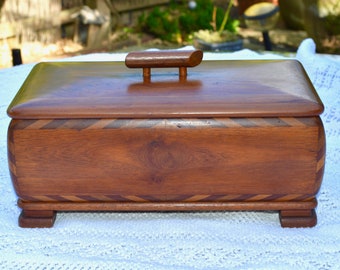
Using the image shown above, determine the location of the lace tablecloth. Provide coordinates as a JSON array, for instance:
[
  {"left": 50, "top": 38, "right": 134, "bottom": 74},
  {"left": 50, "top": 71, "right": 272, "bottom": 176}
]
[{"left": 0, "top": 39, "right": 339, "bottom": 269}]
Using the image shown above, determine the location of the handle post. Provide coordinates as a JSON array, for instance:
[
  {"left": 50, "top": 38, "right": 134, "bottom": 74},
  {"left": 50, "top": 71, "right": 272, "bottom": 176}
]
[
  {"left": 143, "top": 67, "right": 151, "bottom": 77},
  {"left": 179, "top": 67, "right": 187, "bottom": 78}
]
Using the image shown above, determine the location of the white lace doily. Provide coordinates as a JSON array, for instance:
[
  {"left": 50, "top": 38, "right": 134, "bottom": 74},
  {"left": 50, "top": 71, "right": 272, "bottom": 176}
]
[{"left": 0, "top": 39, "right": 339, "bottom": 269}]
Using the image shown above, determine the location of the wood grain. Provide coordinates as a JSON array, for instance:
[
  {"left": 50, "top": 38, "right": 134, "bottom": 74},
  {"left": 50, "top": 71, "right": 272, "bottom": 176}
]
[
  {"left": 7, "top": 58, "right": 325, "bottom": 228},
  {"left": 9, "top": 117, "right": 323, "bottom": 197},
  {"left": 7, "top": 60, "right": 323, "bottom": 119}
]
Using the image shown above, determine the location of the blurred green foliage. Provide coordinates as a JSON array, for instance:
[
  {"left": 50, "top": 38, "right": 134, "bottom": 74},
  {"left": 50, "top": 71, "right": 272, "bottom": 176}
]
[
  {"left": 324, "top": 14, "right": 340, "bottom": 35},
  {"left": 138, "top": 0, "right": 238, "bottom": 43}
]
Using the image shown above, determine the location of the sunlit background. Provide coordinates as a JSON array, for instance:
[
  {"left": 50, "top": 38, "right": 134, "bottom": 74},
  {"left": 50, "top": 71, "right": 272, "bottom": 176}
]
[{"left": 1, "top": 0, "right": 339, "bottom": 68}]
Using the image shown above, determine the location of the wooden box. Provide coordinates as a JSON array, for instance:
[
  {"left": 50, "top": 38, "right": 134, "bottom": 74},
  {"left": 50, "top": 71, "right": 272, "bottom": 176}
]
[{"left": 7, "top": 51, "right": 325, "bottom": 228}]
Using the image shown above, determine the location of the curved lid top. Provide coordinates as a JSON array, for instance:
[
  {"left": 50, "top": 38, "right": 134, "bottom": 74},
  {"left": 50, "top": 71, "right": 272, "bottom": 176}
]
[{"left": 7, "top": 59, "right": 324, "bottom": 119}]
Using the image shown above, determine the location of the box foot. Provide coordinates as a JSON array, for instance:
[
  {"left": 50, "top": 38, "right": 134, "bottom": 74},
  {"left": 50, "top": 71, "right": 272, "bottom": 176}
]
[
  {"left": 19, "top": 210, "right": 56, "bottom": 228},
  {"left": 279, "top": 209, "right": 317, "bottom": 228}
]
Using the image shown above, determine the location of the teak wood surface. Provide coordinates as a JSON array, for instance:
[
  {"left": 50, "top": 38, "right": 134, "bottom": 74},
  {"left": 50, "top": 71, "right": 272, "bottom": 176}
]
[
  {"left": 8, "top": 60, "right": 323, "bottom": 119},
  {"left": 7, "top": 53, "right": 326, "bottom": 228}
]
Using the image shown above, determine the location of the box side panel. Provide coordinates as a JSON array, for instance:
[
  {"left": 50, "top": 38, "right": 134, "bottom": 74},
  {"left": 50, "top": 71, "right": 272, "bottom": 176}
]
[
  {"left": 7, "top": 120, "right": 20, "bottom": 195},
  {"left": 9, "top": 117, "right": 322, "bottom": 203},
  {"left": 314, "top": 117, "right": 326, "bottom": 194}
]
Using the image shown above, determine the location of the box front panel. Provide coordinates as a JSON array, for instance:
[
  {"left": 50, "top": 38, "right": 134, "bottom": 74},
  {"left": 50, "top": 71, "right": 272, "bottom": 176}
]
[{"left": 8, "top": 117, "right": 324, "bottom": 203}]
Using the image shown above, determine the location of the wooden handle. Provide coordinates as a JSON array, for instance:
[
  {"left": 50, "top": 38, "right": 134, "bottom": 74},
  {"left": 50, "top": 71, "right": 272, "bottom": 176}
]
[{"left": 125, "top": 50, "right": 203, "bottom": 80}]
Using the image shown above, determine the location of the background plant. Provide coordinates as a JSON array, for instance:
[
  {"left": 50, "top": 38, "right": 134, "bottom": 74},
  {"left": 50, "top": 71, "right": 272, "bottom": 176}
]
[{"left": 138, "top": 0, "right": 238, "bottom": 44}]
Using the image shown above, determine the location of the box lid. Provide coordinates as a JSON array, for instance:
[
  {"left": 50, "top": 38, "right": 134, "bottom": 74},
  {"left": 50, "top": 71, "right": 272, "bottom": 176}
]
[{"left": 7, "top": 56, "right": 323, "bottom": 119}]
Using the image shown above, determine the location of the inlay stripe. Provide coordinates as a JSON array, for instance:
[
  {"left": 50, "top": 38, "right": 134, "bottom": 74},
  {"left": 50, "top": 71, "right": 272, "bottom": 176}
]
[
  {"left": 295, "top": 117, "right": 319, "bottom": 126},
  {"left": 11, "top": 117, "right": 320, "bottom": 131},
  {"left": 184, "top": 195, "right": 211, "bottom": 202},
  {"left": 12, "top": 119, "right": 38, "bottom": 129},
  {"left": 41, "top": 119, "right": 69, "bottom": 129},
  {"left": 103, "top": 119, "right": 129, "bottom": 129},
  {"left": 213, "top": 194, "right": 243, "bottom": 201},
  {"left": 27, "top": 119, "right": 53, "bottom": 129},
  {"left": 124, "top": 195, "right": 149, "bottom": 202},
  {"left": 317, "top": 154, "right": 325, "bottom": 172},
  {"left": 84, "top": 120, "right": 113, "bottom": 130},
  {"left": 247, "top": 118, "right": 274, "bottom": 127},
  {"left": 18, "top": 193, "right": 315, "bottom": 203},
  {"left": 262, "top": 118, "right": 291, "bottom": 127},
  {"left": 229, "top": 118, "right": 255, "bottom": 128},
  {"left": 279, "top": 117, "right": 307, "bottom": 127}
]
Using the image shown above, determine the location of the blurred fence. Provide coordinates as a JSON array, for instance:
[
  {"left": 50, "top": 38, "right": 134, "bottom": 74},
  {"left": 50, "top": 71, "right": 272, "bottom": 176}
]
[{"left": 0, "top": 0, "right": 170, "bottom": 68}]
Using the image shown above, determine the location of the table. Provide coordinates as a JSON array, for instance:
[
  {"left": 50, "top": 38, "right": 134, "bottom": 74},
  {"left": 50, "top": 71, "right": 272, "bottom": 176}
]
[{"left": 0, "top": 39, "right": 339, "bottom": 269}]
